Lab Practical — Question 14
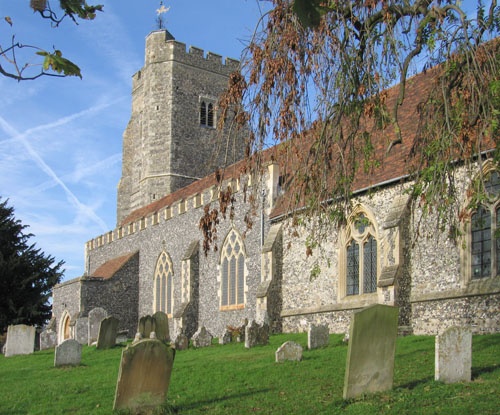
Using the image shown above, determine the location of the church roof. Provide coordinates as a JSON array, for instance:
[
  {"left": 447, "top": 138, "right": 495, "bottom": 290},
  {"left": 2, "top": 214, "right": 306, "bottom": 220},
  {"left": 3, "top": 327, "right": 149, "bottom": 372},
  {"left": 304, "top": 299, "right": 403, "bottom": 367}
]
[
  {"left": 91, "top": 251, "right": 138, "bottom": 279},
  {"left": 119, "top": 39, "right": 498, "bottom": 226}
]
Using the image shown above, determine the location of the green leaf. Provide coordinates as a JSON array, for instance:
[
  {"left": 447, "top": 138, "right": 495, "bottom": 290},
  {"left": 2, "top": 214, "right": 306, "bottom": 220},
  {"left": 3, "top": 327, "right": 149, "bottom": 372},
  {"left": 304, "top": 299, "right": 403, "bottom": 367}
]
[
  {"left": 40, "top": 50, "right": 82, "bottom": 78},
  {"left": 293, "top": 0, "right": 329, "bottom": 28}
]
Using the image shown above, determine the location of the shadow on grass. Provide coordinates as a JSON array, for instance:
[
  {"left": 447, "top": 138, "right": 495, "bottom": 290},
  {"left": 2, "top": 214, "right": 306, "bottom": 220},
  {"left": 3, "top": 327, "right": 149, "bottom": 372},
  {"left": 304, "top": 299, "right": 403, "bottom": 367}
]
[
  {"left": 396, "top": 376, "right": 434, "bottom": 390},
  {"left": 173, "top": 388, "right": 273, "bottom": 412},
  {"left": 472, "top": 364, "right": 499, "bottom": 379}
]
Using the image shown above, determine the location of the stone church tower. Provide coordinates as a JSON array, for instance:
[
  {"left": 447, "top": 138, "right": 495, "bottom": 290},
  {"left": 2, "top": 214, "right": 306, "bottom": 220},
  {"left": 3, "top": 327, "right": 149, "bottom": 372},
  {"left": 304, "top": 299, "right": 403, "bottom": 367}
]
[{"left": 117, "top": 30, "right": 241, "bottom": 224}]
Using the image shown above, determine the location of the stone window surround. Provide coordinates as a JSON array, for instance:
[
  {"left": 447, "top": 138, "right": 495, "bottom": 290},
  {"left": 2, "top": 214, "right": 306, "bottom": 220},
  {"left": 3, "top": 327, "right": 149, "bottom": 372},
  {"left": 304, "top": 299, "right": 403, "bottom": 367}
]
[
  {"left": 153, "top": 251, "right": 174, "bottom": 317},
  {"left": 218, "top": 227, "right": 247, "bottom": 311},
  {"left": 338, "top": 204, "right": 380, "bottom": 303},
  {"left": 199, "top": 96, "right": 216, "bottom": 128},
  {"left": 461, "top": 162, "right": 500, "bottom": 288}
]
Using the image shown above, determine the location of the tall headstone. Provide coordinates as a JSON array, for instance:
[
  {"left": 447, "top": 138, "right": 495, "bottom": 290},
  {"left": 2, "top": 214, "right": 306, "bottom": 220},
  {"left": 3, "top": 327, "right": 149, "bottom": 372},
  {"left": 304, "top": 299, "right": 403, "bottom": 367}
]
[
  {"left": 54, "top": 339, "right": 82, "bottom": 367},
  {"left": 245, "top": 320, "right": 269, "bottom": 348},
  {"left": 275, "top": 341, "right": 303, "bottom": 363},
  {"left": 5, "top": 324, "right": 36, "bottom": 357},
  {"left": 114, "top": 339, "right": 175, "bottom": 412},
  {"left": 96, "top": 316, "right": 119, "bottom": 349},
  {"left": 88, "top": 307, "right": 107, "bottom": 346},
  {"left": 435, "top": 326, "right": 472, "bottom": 383},
  {"left": 343, "top": 304, "right": 399, "bottom": 399},
  {"left": 152, "top": 311, "right": 170, "bottom": 343},
  {"left": 308, "top": 323, "right": 329, "bottom": 350}
]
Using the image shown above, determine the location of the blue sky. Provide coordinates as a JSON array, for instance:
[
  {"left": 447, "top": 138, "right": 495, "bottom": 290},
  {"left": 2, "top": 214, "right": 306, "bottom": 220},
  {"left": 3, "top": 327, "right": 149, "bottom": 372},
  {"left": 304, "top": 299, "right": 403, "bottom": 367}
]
[{"left": 0, "top": 1, "right": 270, "bottom": 281}]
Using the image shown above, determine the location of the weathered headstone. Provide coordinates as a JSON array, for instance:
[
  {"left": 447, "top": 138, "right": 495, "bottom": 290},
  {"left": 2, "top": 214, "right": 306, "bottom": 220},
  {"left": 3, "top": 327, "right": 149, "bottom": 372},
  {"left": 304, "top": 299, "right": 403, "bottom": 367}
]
[
  {"left": 275, "top": 341, "right": 303, "bottom": 363},
  {"left": 435, "top": 326, "right": 472, "bottom": 384},
  {"left": 343, "top": 304, "right": 399, "bottom": 399},
  {"left": 96, "top": 316, "right": 119, "bottom": 349},
  {"left": 152, "top": 311, "right": 170, "bottom": 342},
  {"left": 245, "top": 320, "right": 269, "bottom": 348},
  {"left": 114, "top": 339, "right": 175, "bottom": 412},
  {"left": 5, "top": 324, "right": 36, "bottom": 357},
  {"left": 88, "top": 307, "right": 107, "bottom": 345},
  {"left": 219, "top": 329, "right": 232, "bottom": 345},
  {"left": 174, "top": 333, "right": 189, "bottom": 350},
  {"left": 192, "top": 326, "right": 213, "bottom": 348},
  {"left": 308, "top": 323, "right": 329, "bottom": 350},
  {"left": 40, "top": 329, "right": 57, "bottom": 350},
  {"left": 74, "top": 317, "right": 89, "bottom": 345},
  {"left": 138, "top": 315, "right": 154, "bottom": 339},
  {"left": 54, "top": 339, "right": 82, "bottom": 367}
]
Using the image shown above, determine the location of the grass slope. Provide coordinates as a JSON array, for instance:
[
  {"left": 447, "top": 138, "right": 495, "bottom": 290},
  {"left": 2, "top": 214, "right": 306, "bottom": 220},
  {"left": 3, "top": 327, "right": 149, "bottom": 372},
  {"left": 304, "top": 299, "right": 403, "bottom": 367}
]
[{"left": 0, "top": 333, "right": 498, "bottom": 414}]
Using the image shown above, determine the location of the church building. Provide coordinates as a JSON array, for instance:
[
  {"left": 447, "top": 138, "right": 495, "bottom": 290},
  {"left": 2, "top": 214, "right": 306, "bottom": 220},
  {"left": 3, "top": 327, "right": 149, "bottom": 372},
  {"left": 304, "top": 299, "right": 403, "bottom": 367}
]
[{"left": 50, "top": 30, "right": 500, "bottom": 345}]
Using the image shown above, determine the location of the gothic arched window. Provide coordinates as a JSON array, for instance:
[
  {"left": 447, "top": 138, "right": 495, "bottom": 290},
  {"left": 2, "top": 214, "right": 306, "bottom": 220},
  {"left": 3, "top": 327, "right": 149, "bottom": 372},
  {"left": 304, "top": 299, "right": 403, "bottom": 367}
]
[
  {"left": 342, "top": 210, "right": 379, "bottom": 297},
  {"left": 470, "top": 169, "right": 500, "bottom": 279},
  {"left": 200, "top": 98, "right": 216, "bottom": 128},
  {"left": 154, "top": 251, "right": 174, "bottom": 315},
  {"left": 220, "top": 229, "right": 246, "bottom": 310}
]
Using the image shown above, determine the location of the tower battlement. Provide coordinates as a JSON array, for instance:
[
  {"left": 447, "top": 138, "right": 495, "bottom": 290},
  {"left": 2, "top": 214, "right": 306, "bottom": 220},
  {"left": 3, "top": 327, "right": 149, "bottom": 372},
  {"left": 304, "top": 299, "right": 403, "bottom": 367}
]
[{"left": 132, "top": 30, "right": 240, "bottom": 92}]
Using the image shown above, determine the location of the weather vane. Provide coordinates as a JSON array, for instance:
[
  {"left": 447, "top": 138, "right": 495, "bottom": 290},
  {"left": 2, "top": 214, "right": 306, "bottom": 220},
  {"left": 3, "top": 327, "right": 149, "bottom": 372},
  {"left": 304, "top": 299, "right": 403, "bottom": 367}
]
[{"left": 156, "top": 1, "right": 170, "bottom": 30}]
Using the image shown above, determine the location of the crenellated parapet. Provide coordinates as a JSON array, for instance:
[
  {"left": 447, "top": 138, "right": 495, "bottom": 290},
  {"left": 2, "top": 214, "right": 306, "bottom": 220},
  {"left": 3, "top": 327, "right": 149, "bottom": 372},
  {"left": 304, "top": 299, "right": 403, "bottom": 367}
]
[{"left": 132, "top": 30, "right": 240, "bottom": 91}]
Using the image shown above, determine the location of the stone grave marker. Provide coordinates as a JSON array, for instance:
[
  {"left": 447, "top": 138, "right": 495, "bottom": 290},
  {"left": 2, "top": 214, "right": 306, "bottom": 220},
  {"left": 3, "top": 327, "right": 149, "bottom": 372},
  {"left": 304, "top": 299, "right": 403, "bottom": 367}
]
[
  {"left": 5, "top": 324, "right": 36, "bottom": 357},
  {"left": 245, "top": 320, "right": 269, "bottom": 348},
  {"left": 343, "top": 304, "right": 399, "bottom": 399},
  {"left": 308, "top": 323, "right": 329, "bottom": 350},
  {"left": 219, "top": 329, "right": 232, "bottom": 345},
  {"left": 435, "top": 326, "right": 472, "bottom": 383},
  {"left": 96, "top": 316, "right": 119, "bottom": 349},
  {"left": 40, "top": 329, "right": 57, "bottom": 350},
  {"left": 138, "top": 315, "right": 154, "bottom": 339},
  {"left": 114, "top": 339, "right": 175, "bottom": 412},
  {"left": 54, "top": 339, "right": 82, "bottom": 367},
  {"left": 174, "top": 333, "right": 189, "bottom": 350},
  {"left": 275, "top": 341, "right": 303, "bottom": 363},
  {"left": 192, "top": 326, "right": 213, "bottom": 348},
  {"left": 88, "top": 307, "right": 107, "bottom": 345},
  {"left": 152, "top": 311, "right": 170, "bottom": 342}
]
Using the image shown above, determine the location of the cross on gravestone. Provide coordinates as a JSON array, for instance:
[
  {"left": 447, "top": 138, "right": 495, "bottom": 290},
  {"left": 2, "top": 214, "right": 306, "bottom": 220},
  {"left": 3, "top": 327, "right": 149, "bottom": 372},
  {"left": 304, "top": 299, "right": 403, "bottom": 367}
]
[
  {"left": 343, "top": 304, "right": 399, "bottom": 399},
  {"left": 435, "top": 326, "right": 472, "bottom": 384},
  {"left": 5, "top": 325, "right": 36, "bottom": 357},
  {"left": 113, "top": 339, "right": 175, "bottom": 412},
  {"left": 96, "top": 316, "right": 120, "bottom": 349},
  {"left": 54, "top": 339, "right": 82, "bottom": 367}
]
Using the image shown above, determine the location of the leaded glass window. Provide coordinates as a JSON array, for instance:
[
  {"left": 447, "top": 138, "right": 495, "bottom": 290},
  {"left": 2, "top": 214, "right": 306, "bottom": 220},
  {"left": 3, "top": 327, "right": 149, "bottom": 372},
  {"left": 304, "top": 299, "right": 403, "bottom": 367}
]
[
  {"left": 344, "top": 212, "right": 378, "bottom": 296},
  {"left": 470, "top": 170, "right": 500, "bottom": 280},
  {"left": 154, "top": 252, "right": 174, "bottom": 315},
  {"left": 220, "top": 229, "right": 246, "bottom": 309}
]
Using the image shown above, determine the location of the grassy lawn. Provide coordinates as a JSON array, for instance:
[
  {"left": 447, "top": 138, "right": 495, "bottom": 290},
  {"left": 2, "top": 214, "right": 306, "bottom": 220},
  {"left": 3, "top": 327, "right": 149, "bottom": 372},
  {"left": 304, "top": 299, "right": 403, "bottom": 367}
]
[{"left": 0, "top": 332, "right": 498, "bottom": 414}]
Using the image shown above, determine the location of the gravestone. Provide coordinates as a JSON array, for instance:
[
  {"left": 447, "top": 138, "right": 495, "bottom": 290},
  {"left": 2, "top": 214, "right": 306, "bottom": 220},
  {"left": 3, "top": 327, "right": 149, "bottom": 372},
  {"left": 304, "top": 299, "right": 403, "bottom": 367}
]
[
  {"left": 96, "top": 316, "right": 119, "bottom": 349},
  {"left": 116, "top": 330, "right": 128, "bottom": 344},
  {"left": 191, "top": 326, "right": 212, "bottom": 348},
  {"left": 343, "top": 304, "right": 399, "bottom": 399},
  {"left": 5, "top": 324, "right": 36, "bottom": 357},
  {"left": 152, "top": 311, "right": 170, "bottom": 342},
  {"left": 308, "top": 323, "right": 329, "bottom": 350},
  {"left": 88, "top": 307, "right": 107, "bottom": 345},
  {"left": 40, "top": 329, "right": 57, "bottom": 350},
  {"left": 114, "top": 339, "right": 175, "bottom": 412},
  {"left": 219, "top": 329, "right": 232, "bottom": 345},
  {"left": 174, "top": 333, "right": 189, "bottom": 350},
  {"left": 245, "top": 320, "right": 269, "bottom": 349},
  {"left": 435, "top": 326, "right": 472, "bottom": 383},
  {"left": 54, "top": 339, "right": 82, "bottom": 367},
  {"left": 137, "top": 315, "right": 154, "bottom": 339},
  {"left": 74, "top": 317, "right": 89, "bottom": 345},
  {"left": 275, "top": 341, "right": 303, "bottom": 363}
]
